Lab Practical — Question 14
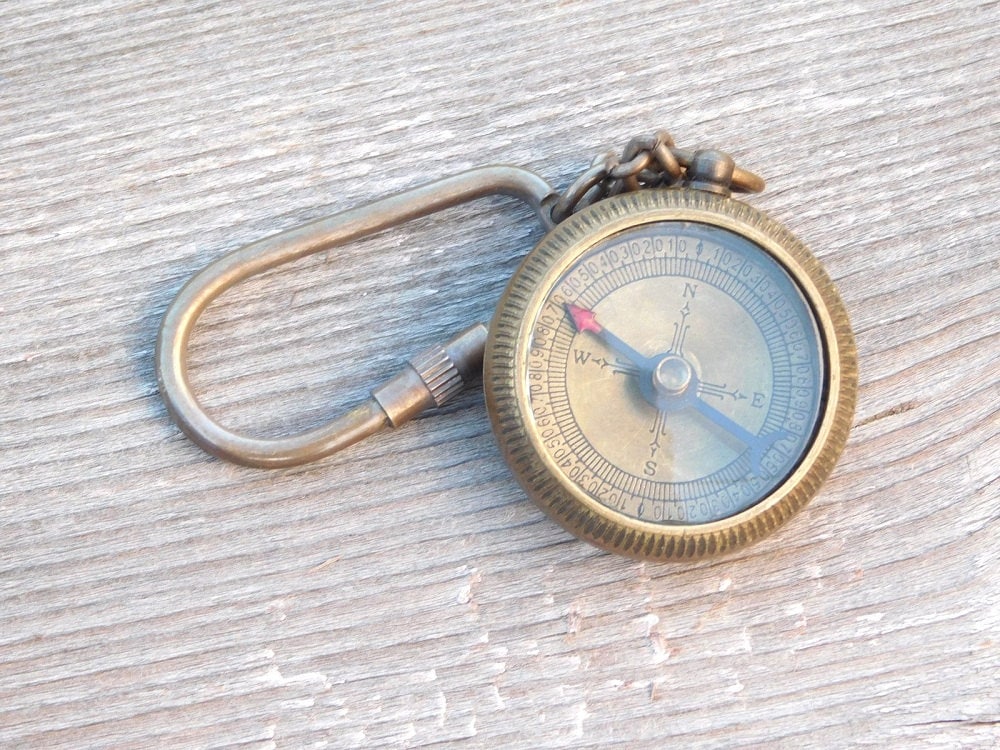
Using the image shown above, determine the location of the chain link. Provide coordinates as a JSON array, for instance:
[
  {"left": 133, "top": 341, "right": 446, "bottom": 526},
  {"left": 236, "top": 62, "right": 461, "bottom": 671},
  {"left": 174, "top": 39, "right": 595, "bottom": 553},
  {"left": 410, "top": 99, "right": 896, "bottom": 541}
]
[{"left": 549, "top": 130, "right": 763, "bottom": 225}]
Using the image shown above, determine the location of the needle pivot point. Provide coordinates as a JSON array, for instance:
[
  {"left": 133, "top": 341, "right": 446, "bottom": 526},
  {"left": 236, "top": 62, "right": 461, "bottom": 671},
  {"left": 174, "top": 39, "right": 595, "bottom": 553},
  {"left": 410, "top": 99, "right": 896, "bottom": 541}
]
[{"left": 653, "top": 355, "right": 693, "bottom": 396}]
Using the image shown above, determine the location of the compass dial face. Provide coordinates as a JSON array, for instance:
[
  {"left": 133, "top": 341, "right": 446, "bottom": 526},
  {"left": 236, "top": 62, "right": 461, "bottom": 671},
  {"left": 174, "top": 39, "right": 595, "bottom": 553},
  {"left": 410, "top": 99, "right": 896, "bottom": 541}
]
[{"left": 523, "top": 221, "right": 824, "bottom": 526}]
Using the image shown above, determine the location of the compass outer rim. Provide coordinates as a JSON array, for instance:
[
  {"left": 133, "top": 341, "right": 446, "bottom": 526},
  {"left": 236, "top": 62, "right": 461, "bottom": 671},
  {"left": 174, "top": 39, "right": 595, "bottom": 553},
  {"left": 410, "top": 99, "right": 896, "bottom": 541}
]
[{"left": 485, "top": 188, "right": 857, "bottom": 560}]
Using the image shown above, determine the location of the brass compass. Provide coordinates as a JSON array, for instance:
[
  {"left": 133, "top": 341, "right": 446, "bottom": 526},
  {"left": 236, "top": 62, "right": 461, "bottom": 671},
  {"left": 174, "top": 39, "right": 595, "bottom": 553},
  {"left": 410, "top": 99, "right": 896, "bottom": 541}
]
[{"left": 157, "top": 132, "right": 856, "bottom": 560}]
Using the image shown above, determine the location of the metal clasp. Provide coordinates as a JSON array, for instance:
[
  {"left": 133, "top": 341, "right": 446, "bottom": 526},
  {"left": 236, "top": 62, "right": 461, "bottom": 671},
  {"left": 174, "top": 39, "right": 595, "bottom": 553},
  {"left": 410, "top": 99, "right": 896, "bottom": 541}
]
[{"left": 156, "top": 167, "right": 556, "bottom": 467}]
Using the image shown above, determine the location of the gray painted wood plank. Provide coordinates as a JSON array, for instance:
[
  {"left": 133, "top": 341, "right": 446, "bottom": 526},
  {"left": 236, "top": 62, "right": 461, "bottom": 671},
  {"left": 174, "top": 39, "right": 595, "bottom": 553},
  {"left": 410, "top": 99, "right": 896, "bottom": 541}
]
[{"left": 1, "top": 0, "right": 998, "bottom": 747}]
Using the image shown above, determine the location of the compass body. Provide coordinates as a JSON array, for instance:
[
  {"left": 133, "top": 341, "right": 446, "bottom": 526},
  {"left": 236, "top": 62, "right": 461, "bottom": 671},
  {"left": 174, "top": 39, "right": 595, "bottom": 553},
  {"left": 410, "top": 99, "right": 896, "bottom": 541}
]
[
  {"left": 486, "top": 189, "right": 856, "bottom": 559},
  {"left": 158, "top": 130, "right": 857, "bottom": 561}
]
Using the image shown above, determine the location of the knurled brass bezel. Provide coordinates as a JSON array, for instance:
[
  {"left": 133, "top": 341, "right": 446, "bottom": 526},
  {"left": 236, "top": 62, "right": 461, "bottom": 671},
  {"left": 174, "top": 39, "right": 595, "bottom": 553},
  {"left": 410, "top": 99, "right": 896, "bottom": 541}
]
[{"left": 485, "top": 189, "right": 857, "bottom": 560}]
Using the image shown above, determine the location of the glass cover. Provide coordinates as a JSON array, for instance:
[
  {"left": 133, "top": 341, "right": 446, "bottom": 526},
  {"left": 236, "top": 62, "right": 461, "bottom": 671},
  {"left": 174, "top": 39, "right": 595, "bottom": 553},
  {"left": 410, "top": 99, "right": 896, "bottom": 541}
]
[{"left": 525, "top": 221, "right": 824, "bottom": 524}]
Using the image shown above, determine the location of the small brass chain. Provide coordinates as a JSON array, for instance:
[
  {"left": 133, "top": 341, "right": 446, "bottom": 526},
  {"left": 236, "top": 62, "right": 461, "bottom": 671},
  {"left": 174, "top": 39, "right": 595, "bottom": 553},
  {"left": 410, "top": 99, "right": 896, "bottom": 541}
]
[{"left": 550, "top": 131, "right": 764, "bottom": 224}]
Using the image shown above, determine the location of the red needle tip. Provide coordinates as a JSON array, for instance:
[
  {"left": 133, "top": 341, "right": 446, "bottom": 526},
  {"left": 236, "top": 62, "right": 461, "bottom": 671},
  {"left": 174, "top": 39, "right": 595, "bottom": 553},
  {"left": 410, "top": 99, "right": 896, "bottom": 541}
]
[{"left": 566, "top": 303, "right": 602, "bottom": 334}]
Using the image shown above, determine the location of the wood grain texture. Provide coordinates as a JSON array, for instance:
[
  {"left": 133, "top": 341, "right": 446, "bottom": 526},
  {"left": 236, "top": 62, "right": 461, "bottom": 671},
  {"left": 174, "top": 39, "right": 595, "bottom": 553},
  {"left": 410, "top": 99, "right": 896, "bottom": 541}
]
[{"left": 1, "top": 1, "right": 997, "bottom": 748}]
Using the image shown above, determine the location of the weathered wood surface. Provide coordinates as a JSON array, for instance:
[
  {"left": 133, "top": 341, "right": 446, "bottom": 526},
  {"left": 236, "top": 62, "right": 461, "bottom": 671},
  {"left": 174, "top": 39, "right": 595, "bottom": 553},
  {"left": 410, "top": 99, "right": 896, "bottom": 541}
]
[{"left": 1, "top": 1, "right": 998, "bottom": 747}]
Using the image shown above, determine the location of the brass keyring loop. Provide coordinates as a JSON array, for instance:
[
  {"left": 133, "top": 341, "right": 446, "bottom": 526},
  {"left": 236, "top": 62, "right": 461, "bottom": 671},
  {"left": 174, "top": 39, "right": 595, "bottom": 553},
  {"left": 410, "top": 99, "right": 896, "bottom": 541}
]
[{"left": 157, "top": 167, "right": 555, "bottom": 467}]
